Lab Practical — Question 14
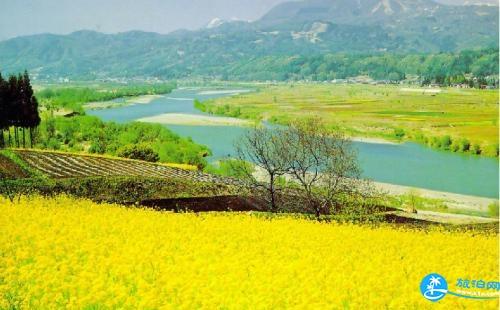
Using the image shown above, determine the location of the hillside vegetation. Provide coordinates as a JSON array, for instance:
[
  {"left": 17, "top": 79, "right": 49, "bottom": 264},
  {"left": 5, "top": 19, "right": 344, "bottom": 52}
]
[
  {"left": 36, "top": 115, "right": 210, "bottom": 168},
  {"left": 0, "top": 75, "right": 208, "bottom": 168},
  {"left": 11, "top": 81, "right": 212, "bottom": 168},
  {"left": 0, "top": 195, "right": 498, "bottom": 309},
  {"left": 225, "top": 49, "right": 498, "bottom": 84},
  {"left": 201, "top": 84, "right": 499, "bottom": 156}
]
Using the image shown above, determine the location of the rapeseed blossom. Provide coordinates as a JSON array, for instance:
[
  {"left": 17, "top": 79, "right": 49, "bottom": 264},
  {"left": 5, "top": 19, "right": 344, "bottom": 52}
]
[{"left": 0, "top": 196, "right": 498, "bottom": 309}]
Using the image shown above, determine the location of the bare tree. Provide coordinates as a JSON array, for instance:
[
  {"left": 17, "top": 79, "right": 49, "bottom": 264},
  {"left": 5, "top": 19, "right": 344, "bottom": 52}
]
[
  {"left": 233, "top": 126, "right": 290, "bottom": 212},
  {"left": 233, "top": 119, "right": 375, "bottom": 219},
  {"left": 282, "top": 118, "right": 367, "bottom": 219}
]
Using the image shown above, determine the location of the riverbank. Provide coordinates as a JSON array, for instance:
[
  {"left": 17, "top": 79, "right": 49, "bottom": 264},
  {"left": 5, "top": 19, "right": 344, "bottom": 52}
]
[
  {"left": 374, "top": 181, "right": 497, "bottom": 211},
  {"left": 84, "top": 94, "right": 163, "bottom": 110},
  {"left": 251, "top": 164, "right": 497, "bottom": 221},
  {"left": 196, "top": 89, "right": 252, "bottom": 96},
  {"left": 350, "top": 136, "right": 398, "bottom": 145},
  {"left": 137, "top": 113, "right": 253, "bottom": 126},
  {"left": 389, "top": 210, "right": 498, "bottom": 224}
]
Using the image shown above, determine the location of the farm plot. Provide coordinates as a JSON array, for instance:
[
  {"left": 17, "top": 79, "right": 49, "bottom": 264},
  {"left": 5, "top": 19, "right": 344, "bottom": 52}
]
[{"left": 14, "top": 150, "right": 237, "bottom": 185}]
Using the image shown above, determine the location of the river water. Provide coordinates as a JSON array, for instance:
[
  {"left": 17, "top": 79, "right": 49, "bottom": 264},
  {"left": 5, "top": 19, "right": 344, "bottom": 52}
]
[{"left": 88, "top": 88, "right": 499, "bottom": 198}]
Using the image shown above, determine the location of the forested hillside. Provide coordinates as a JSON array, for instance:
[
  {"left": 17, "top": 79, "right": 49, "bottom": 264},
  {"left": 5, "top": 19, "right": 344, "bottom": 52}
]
[
  {"left": 222, "top": 49, "right": 499, "bottom": 84},
  {"left": 0, "top": 0, "right": 497, "bottom": 82}
]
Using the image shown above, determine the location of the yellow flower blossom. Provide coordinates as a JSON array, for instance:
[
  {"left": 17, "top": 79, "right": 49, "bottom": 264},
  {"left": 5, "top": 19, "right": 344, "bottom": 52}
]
[{"left": 0, "top": 196, "right": 498, "bottom": 309}]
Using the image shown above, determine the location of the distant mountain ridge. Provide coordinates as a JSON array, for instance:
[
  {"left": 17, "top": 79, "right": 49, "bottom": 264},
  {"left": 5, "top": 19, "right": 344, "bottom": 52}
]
[
  {"left": 0, "top": 0, "right": 497, "bottom": 79},
  {"left": 437, "top": 0, "right": 498, "bottom": 5},
  {"left": 259, "top": 0, "right": 439, "bottom": 25}
]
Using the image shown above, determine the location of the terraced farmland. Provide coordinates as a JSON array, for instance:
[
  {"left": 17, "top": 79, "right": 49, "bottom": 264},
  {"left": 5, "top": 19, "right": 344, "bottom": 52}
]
[{"left": 14, "top": 150, "right": 236, "bottom": 185}]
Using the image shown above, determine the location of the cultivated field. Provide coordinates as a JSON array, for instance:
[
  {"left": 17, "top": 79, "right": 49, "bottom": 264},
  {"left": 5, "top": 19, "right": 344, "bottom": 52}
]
[
  {"left": 0, "top": 195, "right": 498, "bottom": 309},
  {"left": 202, "top": 84, "right": 499, "bottom": 156},
  {"left": 13, "top": 150, "right": 235, "bottom": 185},
  {"left": 6, "top": 149, "right": 497, "bottom": 223}
]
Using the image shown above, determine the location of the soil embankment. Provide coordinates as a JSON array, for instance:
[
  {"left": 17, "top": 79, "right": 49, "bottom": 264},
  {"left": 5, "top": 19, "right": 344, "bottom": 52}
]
[
  {"left": 0, "top": 155, "right": 29, "bottom": 179},
  {"left": 140, "top": 196, "right": 264, "bottom": 212}
]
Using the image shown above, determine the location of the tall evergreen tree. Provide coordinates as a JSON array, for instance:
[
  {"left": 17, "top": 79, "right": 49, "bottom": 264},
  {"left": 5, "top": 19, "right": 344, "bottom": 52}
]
[
  {"left": 6, "top": 75, "right": 18, "bottom": 147},
  {"left": 23, "top": 71, "right": 40, "bottom": 147},
  {"left": 0, "top": 71, "right": 40, "bottom": 149},
  {"left": 0, "top": 72, "right": 6, "bottom": 148},
  {"left": 19, "top": 71, "right": 30, "bottom": 148},
  {"left": 12, "top": 75, "right": 23, "bottom": 147}
]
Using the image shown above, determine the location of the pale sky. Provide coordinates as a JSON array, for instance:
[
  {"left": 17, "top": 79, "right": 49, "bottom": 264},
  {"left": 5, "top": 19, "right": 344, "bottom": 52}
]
[
  {"left": 0, "top": 0, "right": 497, "bottom": 41},
  {"left": 0, "top": 0, "right": 287, "bottom": 41}
]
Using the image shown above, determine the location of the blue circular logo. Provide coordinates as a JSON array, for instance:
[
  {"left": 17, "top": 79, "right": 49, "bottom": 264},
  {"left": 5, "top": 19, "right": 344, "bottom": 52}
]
[{"left": 420, "top": 273, "right": 448, "bottom": 302}]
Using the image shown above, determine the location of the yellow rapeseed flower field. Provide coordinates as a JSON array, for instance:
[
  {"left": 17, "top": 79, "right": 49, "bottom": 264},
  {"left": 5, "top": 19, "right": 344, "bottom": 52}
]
[{"left": 0, "top": 196, "right": 498, "bottom": 309}]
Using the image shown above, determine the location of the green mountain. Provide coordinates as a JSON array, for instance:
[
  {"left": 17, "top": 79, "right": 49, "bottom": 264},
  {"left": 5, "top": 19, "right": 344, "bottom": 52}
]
[
  {"left": 257, "top": 0, "right": 497, "bottom": 50},
  {"left": 0, "top": 0, "right": 497, "bottom": 80}
]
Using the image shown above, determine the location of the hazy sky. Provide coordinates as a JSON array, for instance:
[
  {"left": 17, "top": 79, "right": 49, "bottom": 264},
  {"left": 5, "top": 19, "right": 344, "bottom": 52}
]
[
  {"left": 0, "top": 0, "right": 287, "bottom": 41},
  {"left": 0, "top": 0, "right": 497, "bottom": 41}
]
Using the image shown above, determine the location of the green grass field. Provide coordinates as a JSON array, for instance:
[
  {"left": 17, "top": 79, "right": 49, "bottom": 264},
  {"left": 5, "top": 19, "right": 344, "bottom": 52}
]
[{"left": 201, "top": 84, "right": 499, "bottom": 156}]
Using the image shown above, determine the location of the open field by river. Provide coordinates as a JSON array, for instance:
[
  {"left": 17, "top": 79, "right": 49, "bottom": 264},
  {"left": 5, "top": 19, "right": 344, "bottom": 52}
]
[{"left": 200, "top": 84, "right": 499, "bottom": 156}]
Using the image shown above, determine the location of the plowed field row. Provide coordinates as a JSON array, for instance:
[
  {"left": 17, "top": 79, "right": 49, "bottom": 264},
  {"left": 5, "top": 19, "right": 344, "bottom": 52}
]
[{"left": 15, "top": 150, "right": 238, "bottom": 185}]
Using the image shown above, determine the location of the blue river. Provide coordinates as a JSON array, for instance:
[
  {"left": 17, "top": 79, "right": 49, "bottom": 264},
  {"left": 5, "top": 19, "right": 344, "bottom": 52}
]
[{"left": 88, "top": 88, "right": 499, "bottom": 198}]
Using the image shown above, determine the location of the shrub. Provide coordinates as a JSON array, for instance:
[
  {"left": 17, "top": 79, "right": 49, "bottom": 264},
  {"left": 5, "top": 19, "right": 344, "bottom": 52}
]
[
  {"left": 481, "top": 144, "right": 499, "bottom": 157},
  {"left": 471, "top": 143, "right": 482, "bottom": 155},
  {"left": 46, "top": 138, "right": 61, "bottom": 150},
  {"left": 204, "top": 159, "right": 254, "bottom": 178},
  {"left": 457, "top": 138, "right": 471, "bottom": 152},
  {"left": 117, "top": 144, "right": 160, "bottom": 162},
  {"left": 429, "top": 137, "right": 441, "bottom": 148},
  {"left": 412, "top": 132, "right": 426, "bottom": 143},
  {"left": 488, "top": 201, "right": 499, "bottom": 218},
  {"left": 393, "top": 128, "right": 405, "bottom": 139},
  {"left": 450, "top": 138, "right": 470, "bottom": 153},
  {"left": 88, "top": 141, "right": 106, "bottom": 154},
  {"left": 230, "top": 107, "right": 242, "bottom": 117},
  {"left": 193, "top": 99, "right": 206, "bottom": 112},
  {"left": 403, "top": 190, "right": 424, "bottom": 213},
  {"left": 439, "top": 135, "right": 452, "bottom": 150}
]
